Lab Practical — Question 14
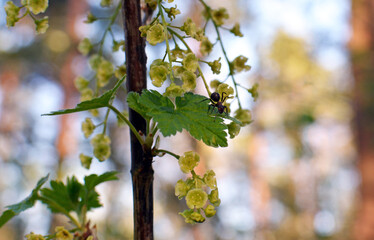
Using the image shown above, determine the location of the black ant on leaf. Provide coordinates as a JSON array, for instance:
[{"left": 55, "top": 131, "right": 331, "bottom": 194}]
[{"left": 203, "top": 92, "right": 229, "bottom": 116}]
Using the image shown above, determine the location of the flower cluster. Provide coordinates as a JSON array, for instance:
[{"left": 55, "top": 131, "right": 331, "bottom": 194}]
[
  {"left": 4, "top": 0, "right": 49, "bottom": 33},
  {"left": 138, "top": 1, "right": 255, "bottom": 144},
  {"left": 25, "top": 226, "right": 73, "bottom": 240},
  {"left": 175, "top": 151, "right": 221, "bottom": 224},
  {"left": 72, "top": 2, "right": 129, "bottom": 168}
]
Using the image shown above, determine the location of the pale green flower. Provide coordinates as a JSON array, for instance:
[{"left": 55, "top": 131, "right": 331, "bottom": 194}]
[
  {"left": 212, "top": 8, "right": 229, "bottom": 26},
  {"left": 27, "top": 0, "right": 49, "bottom": 15},
  {"left": 97, "top": 59, "right": 114, "bottom": 87},
  {"left": 25, "top": 232, "right": 45, "bottom": 240},
  {"left": 35, "top": 16, "right": 49, "bottom": 34},
  {"left": 186, "top": 188, "right": 208, "bottom": 209},
  {"left": 208, "top": 58, "right": 221, "bottom": 74},
  {"left": 165, "top": 83, "right": 184, "bottom": 97},
  {"left": 182, "top": 53, "right": 198, "bottom": 72},
  {"left": 4, "top": 1, "right": 20, "bottom": 27},
  {"left": 74, "top": 76, "right": 90, "bottom": 92},
  {"left": 146, "top": 23, "right": 166, "bottom": 45},
  {"left": 100, "top": 0, "right": 112, "bottom": 7},
  {"left": 227, "top": 122, "right": 241, "bottom": 138},
  {"left": 175, "top": 179, "right": 189, "bottom": 199},
  {"left": 55, "top": 226, "right": 73, "bottom": 240},
  {"left": 149, "top": 59, "right": 169, "bottom": 87},
  {"left": 178, "top": 151, "right": 200, "bottom": 173},
  {"left": 200, "top": 37, "right": 213, "bottom": 56},
  {"left": 231, "top": 55, "right": 251, "bottom": 73},
  {"left": 234, "top": 109, "right": 252, "bottom": 125}
]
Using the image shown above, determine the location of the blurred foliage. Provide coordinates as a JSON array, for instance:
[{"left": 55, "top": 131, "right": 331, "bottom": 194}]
[
  {"left": 248, "top": 31, "right": 355, "bottom": 240},
  {"left": 0, "top": 0, "right": 355, "bottom": 240}
]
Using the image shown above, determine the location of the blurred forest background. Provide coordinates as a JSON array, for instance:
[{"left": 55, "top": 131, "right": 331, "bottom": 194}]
[{"left": 0, "top": 0, "right": 373, "bottom": 239}]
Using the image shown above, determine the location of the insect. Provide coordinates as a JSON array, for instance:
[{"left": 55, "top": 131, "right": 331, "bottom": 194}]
[{"left": 207, "top": 92, "right": 229, "bottom": 116}]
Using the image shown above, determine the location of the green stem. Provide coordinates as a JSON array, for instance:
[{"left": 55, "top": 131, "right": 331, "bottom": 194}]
[
  {"left": 167, "top": 28, "right": 211, "bottom": 96},
  {"left": 156, "top": 149, "right": 180, "bottom": 159},
  {"left": 158, "top": 0, "right": 175, "bottom": 82},
  {"left": 102, "top": 108, "right": 111, "bottom": 134},
  {"left": 198, "top": 0, "right": 242, "bottom": 108},
  {"left": 98, "top": 1, "right": 122, "bottom": 55},
  {"left": 107, "top": 105, "right": 145, "bottom": 145},
  {"left": 37, "top": 196, "right": 81, "bottom": 229}
]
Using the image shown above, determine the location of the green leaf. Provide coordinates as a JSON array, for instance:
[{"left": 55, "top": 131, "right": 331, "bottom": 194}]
[
  {"left": 82, "top": 171, "right": 119, "bottom": 210},
  {"left": 39, "top": 176, "right": 83, "bottom": 214},
  {"left": 128, "top": 90, "right": 228, "bottom": 147},
  {"left": 84, "top": 171, "right": 119, "bottom": 190},
  {"left": 0, "top": 174, "right": 49, "bottom": 227},
  {"left": 127, "top": 92, "right": 151, "bottom": 120},
  {"left": 39, "top": 172, "right": 118, "bottom": 215},
  {"left": 42, "top": 75, "right": 125, "bottom": 116}
]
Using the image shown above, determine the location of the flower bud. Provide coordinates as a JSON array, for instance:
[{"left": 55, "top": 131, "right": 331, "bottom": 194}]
[
  {"left": 78, "top": 38, "right": 92, "bottom": 56},
  {"left": 84, "top": 12, "right": 97, "bottom": 24},
  {"left": 81, "top": 118, "right": 95, "bottom": 138},
  {"left": 79, "top": 153, "right": 92, "bottom": 169},
  {"left": 230, "top": 23, "right": 243, "bottom": 37},
  {"left": 203, "top": 170, "right": 217, "bottom": 190},
  {"left": 190, "top": 212, "right": 205, "bottom": 223},
  {"left": 179, "top": 209, "right": 195, "bottom": 224},
  {"left": 208, "top": 189, "right": 221, "bottom": 207},
  {"left": 248, "top": 83, "right": 259, "bottom": 101},
  {"left": 204, "top": 205, "right": 216, "bottom": 218}
]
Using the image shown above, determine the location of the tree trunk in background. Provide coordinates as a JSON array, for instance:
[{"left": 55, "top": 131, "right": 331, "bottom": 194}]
[
  {"left": 122, "top": 0, "right": 154, "bottom": 239},
  {"left": 350, "top": 1, "right": 374, "bottom": 239}
]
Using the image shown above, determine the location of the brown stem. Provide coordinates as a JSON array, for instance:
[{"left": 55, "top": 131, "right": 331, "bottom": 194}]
[{"left": 122, "top": 0, "right": 154, "bottom": 239}]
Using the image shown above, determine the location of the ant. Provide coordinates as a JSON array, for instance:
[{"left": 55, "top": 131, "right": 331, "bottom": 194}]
[{"left": 205, "top": 92, "right": 229, "bottom": 116}]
